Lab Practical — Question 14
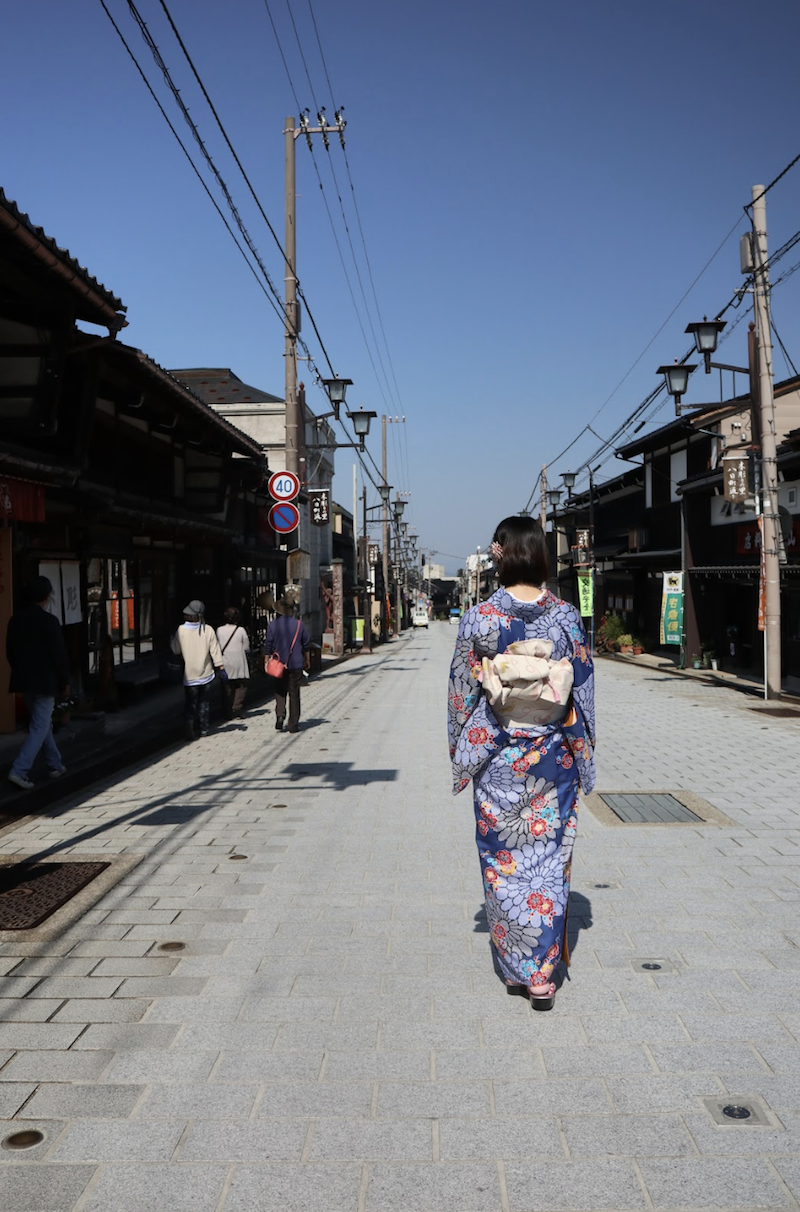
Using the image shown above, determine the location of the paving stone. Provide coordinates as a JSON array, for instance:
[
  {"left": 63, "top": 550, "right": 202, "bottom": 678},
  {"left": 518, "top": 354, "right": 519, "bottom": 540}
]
[
  {"left": 24, "top": 977, "right": 123, "bottom": 999},
  {"left": 224, "top": 1163, "right": 363, "bottom": 1212},
  {"left": 376, "top": 1080, "right": 491, "bottom": 1118},
  {"left": 68, "top": 940, "right": 153, "bottom": 957},
  {"left": 11, "top": 957, "right": 100, "bottom": 976},
  {"left": 1, "top": 1050, "right": 114, "bottom": 1082},
  {"left": 440, "top": 1114, "right": 564, "bottom": 1159},
  {"left": 172, "top": 1023, "right": 280, "bottom": 1050},
  {"left": 104, "top": 1051, "right": 219, "bottom": 1083},
  {"left": 0, "top": 1082, "right": 37, "bottom": 1117},
  {"left": 365, "top": 1162, "right": 503, "bottom": 1211},
  {"left": 540, "top": 1043, "right": 653, "bottom": 1077},
  {"left": 137, "top": 1083, "right": 259, "bottom": 1119},
  {"left": 0, "top": 1022, "right": 85, "bottom": 1050},
  {"left": 51, "top": 1119, "right": 185, "bottom": 1161},
  {"left": 639, "top": 1157, "right": 792, "bottom": 1209},
  {"left": 0, "top": 999, "right": 64, "bottom": 1021},
  {"left": 113, "top": 977, "right": 209, "bottom": 997},
  {"left": 680, "top": 1011, "right": 794, "bottom": 1043},
  {"left": 605, "top": 1073, "right": 724, "bottom": 1113},
  {"left": 256, "top": 1080, "right": 374, "bottom": 1118},
  {"left": 90, "top": 957, "right": 180, "bottom": 976},
  {"left": 0, "top": 1117, "right": 64, "bottom": 1162},
  {"left": 51, "top": 998, "right": 151, "bottom": 1023},
  {"left": 23, "top": 1082, "right": 144, "bottom": 1118},
  {"left": 213, "top": 1051, "right": 325, "bottom": 1083},
  {"left": 72, "top": 1022, "right": 180, "bottom": 1049},
  {"left": 180, "top": 1119, "right": 307, "bottom": 1161},
  {"left": 494, "top": 1078, "right": 611, "bottom": 1116},
  {"left": 81, "top": 1164, "right": 227, "bottom": 1212},
  {"left": 505, "top": 1159, "right": 647, "bottom": 1210},
  {"left": 562, "top": 1113, "right": 696, "bottom": 1157},
  {"left": 1, "top": 1164, "right": 96, "bottom": 1211}
]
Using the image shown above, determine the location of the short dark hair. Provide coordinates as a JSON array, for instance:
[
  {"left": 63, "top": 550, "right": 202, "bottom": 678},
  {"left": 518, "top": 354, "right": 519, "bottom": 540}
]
[
  {"left": 492, "top": 516, "right": 549, "bottom": 587},
  {"left": 25, "top": 575, "right": 53, "bottom": 604},
  {"left": 224, "top": 606, "right": 241, "bottom": 624}
]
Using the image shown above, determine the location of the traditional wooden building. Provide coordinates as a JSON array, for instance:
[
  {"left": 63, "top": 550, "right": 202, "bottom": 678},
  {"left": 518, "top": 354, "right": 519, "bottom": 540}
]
[{"left": 0, "top": 189, "right": 277, "bottom": 724}]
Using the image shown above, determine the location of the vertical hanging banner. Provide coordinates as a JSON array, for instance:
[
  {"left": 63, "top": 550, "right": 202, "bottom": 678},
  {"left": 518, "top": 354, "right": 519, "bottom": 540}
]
[
  {"left": 576, "top": 570, "right": 594, "bottom": 618},
  {"left": 659, "top": 571, "right": 684, "bottom": 645}
]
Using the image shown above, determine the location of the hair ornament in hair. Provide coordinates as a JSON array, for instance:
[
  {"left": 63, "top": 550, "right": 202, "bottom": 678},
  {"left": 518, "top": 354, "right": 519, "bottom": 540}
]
[{"left": 490, "top": 540, "right": 503, "bottom": 562}]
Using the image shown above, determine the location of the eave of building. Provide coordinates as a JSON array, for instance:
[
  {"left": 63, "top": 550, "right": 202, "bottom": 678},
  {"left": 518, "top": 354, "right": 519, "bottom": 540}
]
[{"left": 0, "top": 188, "right": 126, "bottom": 331}]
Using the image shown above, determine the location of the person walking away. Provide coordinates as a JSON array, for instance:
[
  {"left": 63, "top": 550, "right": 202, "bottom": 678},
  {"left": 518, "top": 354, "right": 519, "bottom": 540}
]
[
  {"left": 216, "top": 607, "right": 250, "bottom": 719},
  {"left": 447, "top": 516, "right": 596, "bottom": 1009},
  {"left": 171, "top": 600, "right": 224, "bottom": 740},
  {"left": 263, "top": 598, "right": 310, "bottom": 733},
  {"left": 6, "top": 575, "right": 70, "bottom": 790}
]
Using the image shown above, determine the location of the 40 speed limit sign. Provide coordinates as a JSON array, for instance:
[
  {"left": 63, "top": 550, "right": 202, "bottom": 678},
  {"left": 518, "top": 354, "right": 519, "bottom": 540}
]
[{"left": 268, "top": 470, "right": 300, "bottom": 501}]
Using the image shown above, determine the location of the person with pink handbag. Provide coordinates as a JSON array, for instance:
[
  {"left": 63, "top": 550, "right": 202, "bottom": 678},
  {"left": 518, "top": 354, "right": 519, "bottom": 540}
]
[
  {"left": 263, "top": 597, "right": 310, "bottom": 733},
  {"left": 448, "top": 516, "right": 596, "bottom": 1010}
]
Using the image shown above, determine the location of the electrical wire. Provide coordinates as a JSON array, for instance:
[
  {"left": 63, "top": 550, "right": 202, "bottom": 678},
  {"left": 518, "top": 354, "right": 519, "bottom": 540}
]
[{"left": 747, "top": 151, "right": 800, "bottom": 211}]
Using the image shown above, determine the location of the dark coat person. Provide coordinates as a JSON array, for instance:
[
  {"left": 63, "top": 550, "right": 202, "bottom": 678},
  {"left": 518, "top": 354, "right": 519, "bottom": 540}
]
[
  {"left": 6, "top": 576, "right": 70, "bottom": 790},
  {"left": 263, "top": 599, "right": 310, "bottom": 733}
]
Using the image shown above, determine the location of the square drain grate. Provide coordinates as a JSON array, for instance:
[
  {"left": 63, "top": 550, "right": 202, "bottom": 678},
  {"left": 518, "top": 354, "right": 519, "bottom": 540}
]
[
  {"left": 0, "top": 862, "right": 110, "bottom": 930},
  {"left": 598, "top": 793, "right": 702, "bottom": 824}
]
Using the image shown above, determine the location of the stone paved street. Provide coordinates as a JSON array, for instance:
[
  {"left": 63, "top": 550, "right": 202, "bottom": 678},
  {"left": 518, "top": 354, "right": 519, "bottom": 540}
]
[{"left": 2, "top": 627, "right": 800, "bottom": 1211}]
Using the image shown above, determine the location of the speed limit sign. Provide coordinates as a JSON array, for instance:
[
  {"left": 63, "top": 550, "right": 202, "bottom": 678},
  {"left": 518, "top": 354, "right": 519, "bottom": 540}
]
[{"left": 268, "top": 471, "right": 300, "bottom": 501}]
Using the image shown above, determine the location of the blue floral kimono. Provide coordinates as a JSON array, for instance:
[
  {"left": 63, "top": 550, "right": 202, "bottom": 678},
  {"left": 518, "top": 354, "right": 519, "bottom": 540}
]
[{"left": 448, "top": 589, "right": 595, "bottom": 990}]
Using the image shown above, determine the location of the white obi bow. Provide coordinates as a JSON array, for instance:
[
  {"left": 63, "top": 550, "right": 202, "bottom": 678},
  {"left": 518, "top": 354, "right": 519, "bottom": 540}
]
[{"left": 480, "top": 638, "right": 574, "bottom": 730}]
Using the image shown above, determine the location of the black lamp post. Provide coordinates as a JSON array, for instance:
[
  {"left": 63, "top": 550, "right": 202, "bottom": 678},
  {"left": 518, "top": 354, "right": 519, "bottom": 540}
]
[
  {"left": 657, "top": 359, "right": 698, "bottom": 415},
  {"left": 320, "top": 376, "right": 352, "bottom": 420}
]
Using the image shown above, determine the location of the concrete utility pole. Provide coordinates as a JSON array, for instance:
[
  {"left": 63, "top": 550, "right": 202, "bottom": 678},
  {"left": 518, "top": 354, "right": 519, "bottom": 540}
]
[
  {"left": 284, "top": 116, "right": 300, "bottom": 477},
  {"left": 540, "top": 464, "right": 547, "bottom": 532},
  {"left": 751, "top": 184, "right": 781, "bottom": 698},
  {"left": 382, "top": 416, "right": 389, "bottom": 641},
  {"left": 475, "top": 546, "right": 481, "bottom": 604}
]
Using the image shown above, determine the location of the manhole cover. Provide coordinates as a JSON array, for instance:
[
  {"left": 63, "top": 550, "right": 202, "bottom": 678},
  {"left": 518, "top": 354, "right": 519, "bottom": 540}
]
[
  {"left": 0, "top": 862, "right": 110, "bottom": 930},
  {"left": 157, "top": 941, "right": 186, "bottom": 952},
  {"left": 2, "top": 1129, "right": 45, "bottom": 1150},
  {"left": 228, "top": 854, "right": 247, "bottom": 861},
  {"left": 599, "top": 793, "right": 701, "bottom": 824},
  {"left": 750, "top": 707, "right": 800, "bottom": 719}
]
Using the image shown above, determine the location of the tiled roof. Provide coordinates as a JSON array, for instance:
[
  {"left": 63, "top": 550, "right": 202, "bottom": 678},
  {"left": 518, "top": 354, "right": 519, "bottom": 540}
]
[
  {"left": 169, "top": 367, "right": 283, "bottom": 406},
  {"left": 0, "top": 187, "right": 125, "bottom": 316}
]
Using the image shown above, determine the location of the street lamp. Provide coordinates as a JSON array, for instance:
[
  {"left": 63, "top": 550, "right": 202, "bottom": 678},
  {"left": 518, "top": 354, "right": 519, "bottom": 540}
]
[
  {"left": 547, "top": 488, "right": 563, "bottom": 508},
  {"left": 347, "top": 407, "right": 377, "bottom": 450},
  {"left": 378, "top": 483, "right": 392, "bottom": 506},
  {"left": 319, "top": 376, "right": 352, "bottom": 420},
  {"left": 561, "top": 471, "right": 577, "bottom": 496},
  {"left": 685, "top": 318, "right": 726, "bottom": 374},
  {"left": 657, "top": 359, "right": 698, "bottom": 415},
  {"left": 393, "top": 496, "right": 406, "bottom": 521}
]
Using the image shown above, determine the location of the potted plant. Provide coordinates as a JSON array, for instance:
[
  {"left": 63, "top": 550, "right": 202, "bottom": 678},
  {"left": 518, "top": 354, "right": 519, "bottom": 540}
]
[
  {"left": 618, "top": 633, "right": 633, "bottom": 654},
  {"left": 632, "top": 638, "right": 644, "bottom": 655},
  {"left": 691, "top": 653, "right": 702, "bottom": 670}
]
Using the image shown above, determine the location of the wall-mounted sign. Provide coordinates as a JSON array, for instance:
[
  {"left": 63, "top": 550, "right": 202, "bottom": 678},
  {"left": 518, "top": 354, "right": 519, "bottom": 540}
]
[
  {"left": 576, "top": 528, "right": 591, "bottom": 550},
  {"left": 723, "top": 454, "right": 750, "bottom": 503},
  {"left": 368, "top": 543, "right": 379, "bottom": 566},
  {"left": 308, "top": 489, "right": 330, "bottom": 526},
  {"left": 659, "top": 571, "right": 683, "bottom": 646}
]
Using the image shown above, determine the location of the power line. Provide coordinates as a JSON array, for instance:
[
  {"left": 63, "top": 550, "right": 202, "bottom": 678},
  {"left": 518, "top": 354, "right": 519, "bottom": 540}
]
[
  {"left": 98, "top": 0, "right": 287, "bottom": 330},
  {"left": 747, "top": 150, "right": 800, "bottom": 211}
]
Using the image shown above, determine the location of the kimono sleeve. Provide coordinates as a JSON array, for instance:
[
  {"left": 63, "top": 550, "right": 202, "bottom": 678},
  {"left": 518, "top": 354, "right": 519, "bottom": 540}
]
[
  {"left": 559, "top": 606, "right": 597, "bottom": 793},
  {"left": 447, "top": 614, "right": 503, "bottom": 796}
]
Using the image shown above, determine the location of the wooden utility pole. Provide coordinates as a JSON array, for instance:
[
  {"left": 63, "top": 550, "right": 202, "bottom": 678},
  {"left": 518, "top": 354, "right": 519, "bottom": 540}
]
[
  {"left": 284, "top": 116, "right": 300, "bottom": 477},
  {"left": 540, "top": 463, "right": 547, "bottom": 531},
  {"left": 382, "top": 416, "right": 389, "bottom": 641},
  {"left": 751, "top": 184, "right": 781, "bottom": 698}
]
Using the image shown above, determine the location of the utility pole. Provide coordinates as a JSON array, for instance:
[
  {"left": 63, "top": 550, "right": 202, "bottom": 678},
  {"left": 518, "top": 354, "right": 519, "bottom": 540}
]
[
  {"left": 362, "top": 485, "right": 372, "bottom": 655},
  {"left": 284, "top": 116, "right": 300, "bottom": 477},
  {"left": 475, "top": 546, "right": 481, "bottom": 605},
  {"left": 381, "top": 416, "right": 389, "bottom": 642},
  {"left": 540, "top": 463, "right": 547, "bottom": 531},
  {"left": 752, "top": 184, "right": 781, "bottom": 698}
]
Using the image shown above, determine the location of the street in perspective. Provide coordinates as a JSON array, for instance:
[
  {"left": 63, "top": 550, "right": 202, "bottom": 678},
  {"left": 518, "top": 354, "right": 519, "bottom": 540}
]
[{"left": 1, "top": 628, "right": 800, "bottom": 1212}]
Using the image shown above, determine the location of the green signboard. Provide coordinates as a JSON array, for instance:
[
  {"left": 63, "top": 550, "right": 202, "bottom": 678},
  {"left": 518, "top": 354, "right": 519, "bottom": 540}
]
[
  {"left": 576, "top": 571, "right": 594, "bottom": 619},
  {"left": 659, "top": 571, "right": 683, "bottom": 646}
]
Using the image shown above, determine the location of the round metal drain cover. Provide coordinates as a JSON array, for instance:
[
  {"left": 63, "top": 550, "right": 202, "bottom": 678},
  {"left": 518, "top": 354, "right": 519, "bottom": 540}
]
[
  {"left": 273, "top": 804, "right": 287, "bottom": 809},
  {"left": 229, "top": 855, "right": 247, "bottom": 861},
  {"left": 723, "top": 1105, "right": 752, "bottom": 1120},
  {"left": 594, "top": 883, "right": 611, "bottom": 888},
  {"left": 2, "top": 1129, "right": 45, "bottom": 1150},
  {"left": 641, "top": 962, "right": 662, "bottom": 970},
  {"left": 157, "top": 942, "right": 186, "bottom": 952}
]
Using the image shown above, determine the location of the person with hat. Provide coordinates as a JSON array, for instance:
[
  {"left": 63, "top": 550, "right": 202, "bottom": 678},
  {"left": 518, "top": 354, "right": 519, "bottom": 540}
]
[
  {"left": 263, "top": 597, "right": 310, "bottom": 733},
  {"left": 171, "top": 600, "right": 224, "bottom": 740}
]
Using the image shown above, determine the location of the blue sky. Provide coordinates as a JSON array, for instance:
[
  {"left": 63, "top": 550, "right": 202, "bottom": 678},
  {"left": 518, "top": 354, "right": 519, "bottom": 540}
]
[{"left": 4, "top": 0, "right": 800, "bottom": 572}]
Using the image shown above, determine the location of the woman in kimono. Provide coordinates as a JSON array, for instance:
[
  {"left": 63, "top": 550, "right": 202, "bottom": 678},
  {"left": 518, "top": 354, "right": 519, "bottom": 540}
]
[{"left": 448, "top": 516, "right": 595, "bottom": 1009}]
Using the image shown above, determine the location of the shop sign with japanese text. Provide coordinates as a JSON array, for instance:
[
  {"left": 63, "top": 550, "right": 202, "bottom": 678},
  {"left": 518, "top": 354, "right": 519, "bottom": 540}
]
[
  {"left": 308, "top": 489, "right": 330, "bottom": 527},
  {"left": 723, "top": 454, "right": 750, "bottom": 503},
  {"left": 659, "top": 570, "right": 683, "bottom": 646},
  {"left": 368, "top": 543, "right": 379, "bottom": 566}
]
